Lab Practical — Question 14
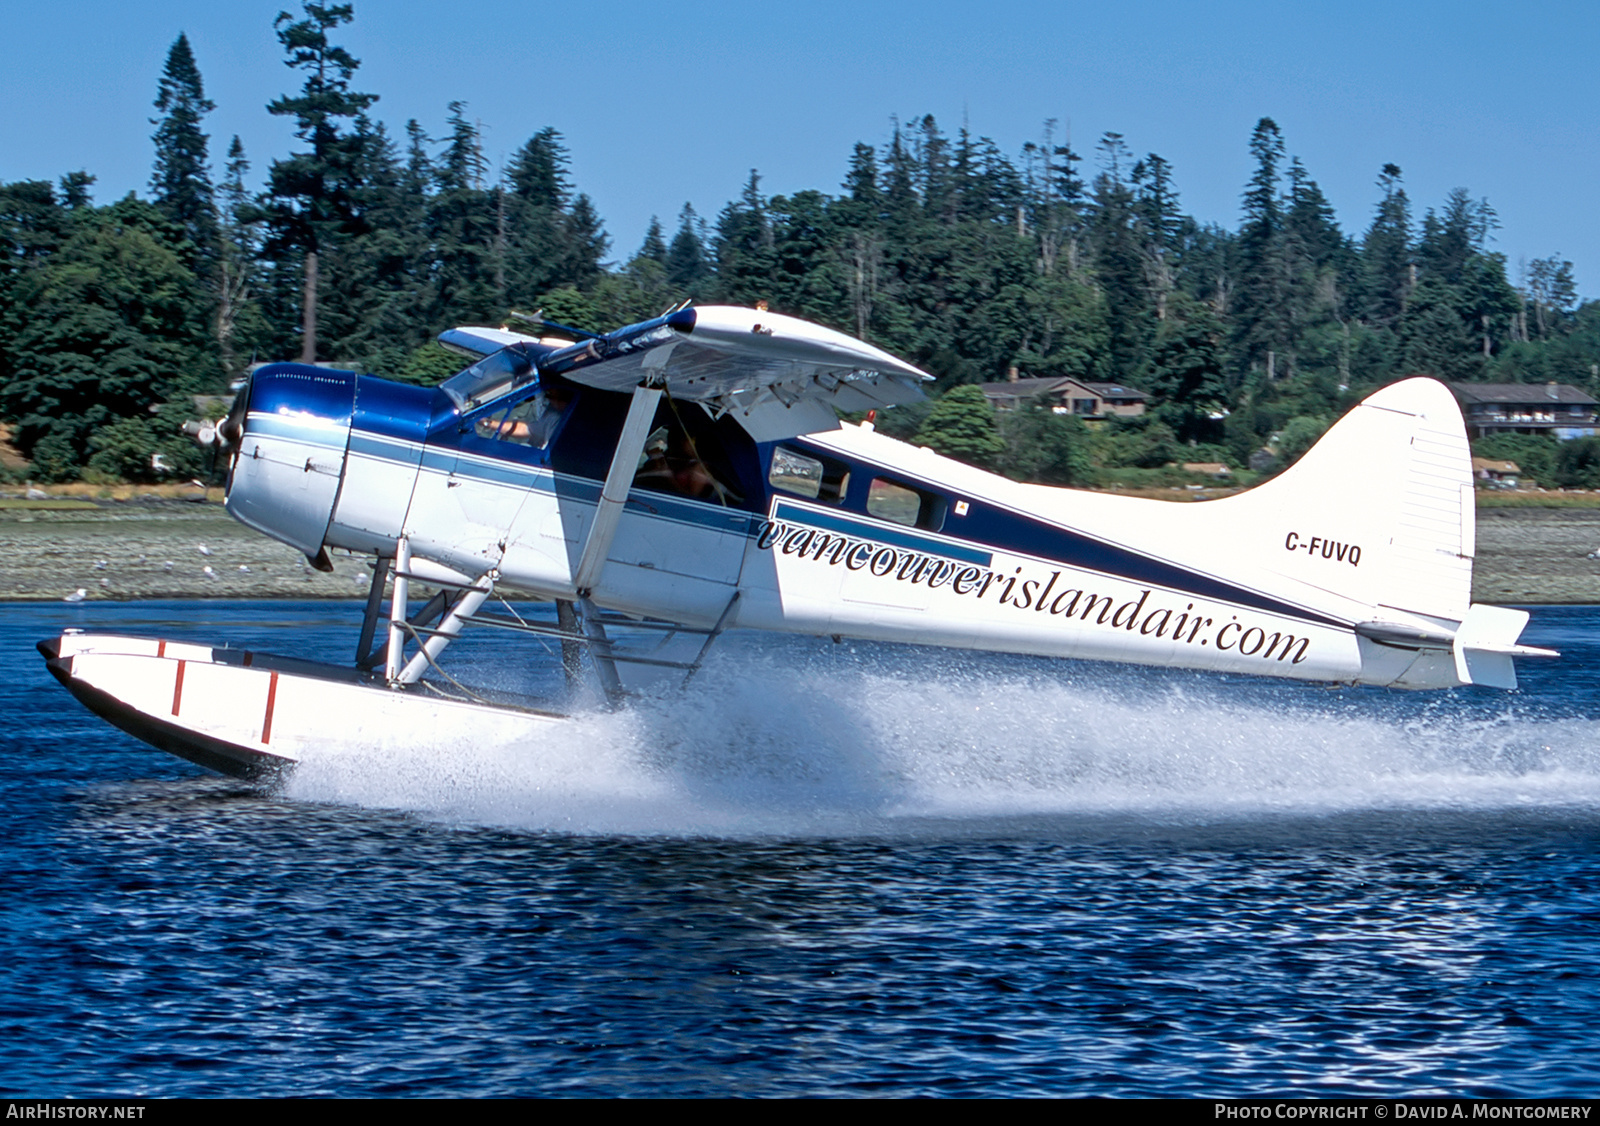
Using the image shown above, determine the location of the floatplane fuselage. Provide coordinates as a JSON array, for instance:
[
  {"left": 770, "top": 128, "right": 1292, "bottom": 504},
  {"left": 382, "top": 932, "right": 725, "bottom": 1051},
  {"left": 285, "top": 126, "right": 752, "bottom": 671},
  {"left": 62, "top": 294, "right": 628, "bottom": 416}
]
[{"left": 41, "top": 306, "right": 1555, "bottom": 777}]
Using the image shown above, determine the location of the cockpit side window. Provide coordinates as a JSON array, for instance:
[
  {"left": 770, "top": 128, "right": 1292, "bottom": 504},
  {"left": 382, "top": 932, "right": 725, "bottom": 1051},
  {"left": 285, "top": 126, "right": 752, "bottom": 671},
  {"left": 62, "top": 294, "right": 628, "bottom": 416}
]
[
  {"left": 548, "top": 389, "right": 761, "bottom": 511},
  {"left": 471, "top": 380, "right": 575, "bottom": 449}
]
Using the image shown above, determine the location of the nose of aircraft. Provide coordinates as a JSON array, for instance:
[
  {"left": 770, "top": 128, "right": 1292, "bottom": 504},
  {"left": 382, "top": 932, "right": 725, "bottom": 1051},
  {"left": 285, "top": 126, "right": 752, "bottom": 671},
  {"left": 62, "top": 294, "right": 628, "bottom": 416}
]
[{"left": 224, "top": 363, "right": 359, "bottom": 559}]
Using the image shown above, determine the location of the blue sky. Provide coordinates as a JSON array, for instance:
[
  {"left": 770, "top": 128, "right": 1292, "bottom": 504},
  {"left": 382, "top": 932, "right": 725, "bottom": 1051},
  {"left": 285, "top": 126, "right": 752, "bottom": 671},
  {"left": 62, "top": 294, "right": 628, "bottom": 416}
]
[{"left": 4, "top": 1, "right": 1595, "bottom": 297}]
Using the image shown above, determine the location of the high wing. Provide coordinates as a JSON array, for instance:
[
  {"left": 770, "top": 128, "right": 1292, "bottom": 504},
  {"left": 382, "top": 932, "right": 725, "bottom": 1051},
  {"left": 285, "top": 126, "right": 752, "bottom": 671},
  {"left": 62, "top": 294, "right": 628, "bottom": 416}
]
[{"left": 439, "top": 305, "right": 933, "bottom": 442}]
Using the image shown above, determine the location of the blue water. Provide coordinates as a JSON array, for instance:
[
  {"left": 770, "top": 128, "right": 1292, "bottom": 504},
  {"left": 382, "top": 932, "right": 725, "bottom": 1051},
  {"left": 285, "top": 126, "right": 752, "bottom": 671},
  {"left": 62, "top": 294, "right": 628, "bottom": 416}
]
[{"left": 4, "top": 600, "right": 1599, "bottom": 1097}]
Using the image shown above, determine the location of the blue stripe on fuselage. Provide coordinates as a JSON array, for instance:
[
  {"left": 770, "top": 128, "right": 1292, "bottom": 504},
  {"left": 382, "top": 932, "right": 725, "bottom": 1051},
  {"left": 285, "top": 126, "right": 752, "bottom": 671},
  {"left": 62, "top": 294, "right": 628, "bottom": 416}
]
[
  {"left": 954, "top": 500, "right": 1346, "bottom": 630},
  {"left": 351, "top": 425, "right": 760, "bottom": 538},
  {"left": 770, "top": 500, "right": 993, "bottom": 566},
  {"left": 792, "top": 439, "right": 1347, "bottom": 631},
  {"left": 346, "top": 411, "right": 1341, "bottom": 632}
]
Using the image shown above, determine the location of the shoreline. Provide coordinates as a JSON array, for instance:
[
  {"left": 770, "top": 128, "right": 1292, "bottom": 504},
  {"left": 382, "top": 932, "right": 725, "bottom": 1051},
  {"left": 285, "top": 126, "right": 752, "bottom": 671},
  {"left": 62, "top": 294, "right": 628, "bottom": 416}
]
[{"left": 4, "top": 497, "right": 1599, "bottom": 605}]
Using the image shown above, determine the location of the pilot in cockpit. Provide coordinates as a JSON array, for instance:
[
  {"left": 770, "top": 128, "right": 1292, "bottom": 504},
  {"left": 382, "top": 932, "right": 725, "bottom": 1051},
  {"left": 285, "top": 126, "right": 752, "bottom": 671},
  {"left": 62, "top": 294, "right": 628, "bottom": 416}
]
[{"left": 475, "top": 381, "right": 574, "bottom": 448}]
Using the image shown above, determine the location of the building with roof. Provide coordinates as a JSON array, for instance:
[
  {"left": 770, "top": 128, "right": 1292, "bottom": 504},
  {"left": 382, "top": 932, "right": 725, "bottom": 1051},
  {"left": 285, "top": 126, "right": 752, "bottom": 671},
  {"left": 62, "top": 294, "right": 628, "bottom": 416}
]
[
  {"left": 1471, "top": 457, "right": 1521, "bottom": 487},
  {"left": 1447, "top": 382, "right": 1598, "bottom": 440},
  {"left": 977, "top": 375, "right": 1149, "bottom": 419}
]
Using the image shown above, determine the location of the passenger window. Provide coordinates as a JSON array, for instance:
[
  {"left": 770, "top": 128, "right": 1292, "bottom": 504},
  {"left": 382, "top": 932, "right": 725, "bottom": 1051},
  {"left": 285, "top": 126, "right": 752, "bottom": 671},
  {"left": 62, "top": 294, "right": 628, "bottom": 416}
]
[
  {"left": 867, "top": 477, "right": 945, "bottom": 530},
  {"left": 769, "top": 446, "right": 850, "bottom": 503}
]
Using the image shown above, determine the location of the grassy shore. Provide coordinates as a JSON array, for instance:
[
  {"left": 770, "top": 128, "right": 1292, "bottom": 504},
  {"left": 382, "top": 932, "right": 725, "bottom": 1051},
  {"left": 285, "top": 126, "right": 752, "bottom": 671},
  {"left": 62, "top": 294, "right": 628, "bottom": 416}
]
[
  {"left": 4, "top": 489, "right": 1599, "bottom": 604},
  {"left": 0, "top": 498, "right": 371, "bottom": 601}
]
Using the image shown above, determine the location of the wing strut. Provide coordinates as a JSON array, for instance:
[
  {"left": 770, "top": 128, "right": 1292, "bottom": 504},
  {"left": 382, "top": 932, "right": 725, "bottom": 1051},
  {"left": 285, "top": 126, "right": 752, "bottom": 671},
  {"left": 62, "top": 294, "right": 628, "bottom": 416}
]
[{"left": 573, "top": 384, "right": 662, "bottom": 597}]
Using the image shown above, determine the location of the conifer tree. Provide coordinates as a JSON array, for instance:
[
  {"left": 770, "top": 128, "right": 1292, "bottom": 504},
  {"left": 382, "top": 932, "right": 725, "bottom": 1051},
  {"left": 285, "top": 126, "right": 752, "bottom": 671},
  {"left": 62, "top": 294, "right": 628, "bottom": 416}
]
[
  {"left": 840, "top": 143, "right": 883, "bottom": 222},
  {"left": 712, "top": 171, "right": 776, "bottom": 304},
  {"left": 504, "top": 127, "right": 573, "bottom": 305},
  {"left": 319, "top": 113, "right": 419, "bottom": 370},
  {"left": 257, "top": 2, "right": 377, "bottom": 362},
  {"left": 665, "top": 203, "right": 710, "bottom": 296},
  {"left": 57, "top": 173, "right": 94, "bottom": 211},
  {"left": 638, "top": 217, "right": 666, "bottom": 263},
  {"left": 1234, "top": 118, "right": 1293, "bottom": 377},
  {"left": 215, "top": 136, "right": 264, "bottom": 378},
  {"left": 1088, "top": 133, "right": 1149, "bottom": 380},
  {"left": 1132, "top": 153, "right": 1180, "bottom": 320},
  {"left": 149, "top": 33, "right": 217, "bottom": 259},
  {"left": 1361, "top": 164, "right": 1412, "bottom": 328},
  {"left": 429, "top": 103, "right": 502, "bottom": 324},
  {"left": 562, "top": 193, "right": 610, "bottom": 285},
  {"left": 1284, "top": 158, "right": 1346, "bottom": 320}
]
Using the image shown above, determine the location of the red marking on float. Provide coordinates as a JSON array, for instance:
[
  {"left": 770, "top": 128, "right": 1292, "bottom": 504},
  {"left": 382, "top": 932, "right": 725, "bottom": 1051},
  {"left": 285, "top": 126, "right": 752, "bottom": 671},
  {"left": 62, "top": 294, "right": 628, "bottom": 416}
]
[
  {"left": 261, "top": 671, "right": 279, "bottom": 744},
  {"left": 171, "top": 660, "right": 186, "bottom": 716},
  {"left": 157, "top": 640, "right": 166, "bottom": 658}
]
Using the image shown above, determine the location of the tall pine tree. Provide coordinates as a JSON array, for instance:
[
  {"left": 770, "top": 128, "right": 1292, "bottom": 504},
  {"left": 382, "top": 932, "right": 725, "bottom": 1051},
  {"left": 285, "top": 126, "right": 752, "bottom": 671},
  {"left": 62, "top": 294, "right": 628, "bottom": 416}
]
[
  {"left": 256, "top": 2, "right": 377, "bottom": 362},
  {"left": 149, "top": 33, "right": 217, "bottom": 262},
  {"left": 1233, "top": 118, "right": 1293, "bottom": 378}
]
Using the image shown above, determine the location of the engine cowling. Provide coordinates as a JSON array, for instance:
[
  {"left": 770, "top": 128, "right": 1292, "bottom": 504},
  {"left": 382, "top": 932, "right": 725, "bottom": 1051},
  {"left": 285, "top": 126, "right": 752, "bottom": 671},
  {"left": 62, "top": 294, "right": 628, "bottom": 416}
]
[{"left": 225, "top": 364, "right": 358, "bottom": 558}]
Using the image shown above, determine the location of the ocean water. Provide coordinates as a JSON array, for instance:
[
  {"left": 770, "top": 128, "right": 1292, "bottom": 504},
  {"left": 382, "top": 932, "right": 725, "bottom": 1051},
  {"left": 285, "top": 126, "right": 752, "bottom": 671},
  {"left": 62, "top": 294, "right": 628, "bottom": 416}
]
[{"left": 3, "top": 600, "right": 1599, "bottom": 1097}]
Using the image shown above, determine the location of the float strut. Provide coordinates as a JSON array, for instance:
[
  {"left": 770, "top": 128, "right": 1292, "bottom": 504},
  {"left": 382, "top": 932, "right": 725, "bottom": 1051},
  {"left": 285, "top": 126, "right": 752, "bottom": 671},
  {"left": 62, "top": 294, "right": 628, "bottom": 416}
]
[
  {"left": 356, "top": 554, "right": 392, "bottom": 667},
  {"left": 578, "top": 596, "right": 625, "bottom": 707},
  {"left": 385, "top": 536, "right": 411, "bottom": 684},
  {"left": 396, "top": 570, "right": 498, "bottom": 685},
  {"left": 556, "top": 599, "right": 583, "bottom": 690}
]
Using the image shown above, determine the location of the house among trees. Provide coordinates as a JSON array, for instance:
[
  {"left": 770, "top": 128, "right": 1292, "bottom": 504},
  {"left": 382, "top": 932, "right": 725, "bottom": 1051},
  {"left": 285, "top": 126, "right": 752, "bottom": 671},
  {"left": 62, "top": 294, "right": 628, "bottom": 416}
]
[
  {"left": 1447, "top": 383, "right": 1599, "bottom": 440},
  {"left": 978, "top": 375, "right": 1149, "bottom": 420},
  {"left": 1471, "top": 457, "right": 1521, "bottom": 487}
]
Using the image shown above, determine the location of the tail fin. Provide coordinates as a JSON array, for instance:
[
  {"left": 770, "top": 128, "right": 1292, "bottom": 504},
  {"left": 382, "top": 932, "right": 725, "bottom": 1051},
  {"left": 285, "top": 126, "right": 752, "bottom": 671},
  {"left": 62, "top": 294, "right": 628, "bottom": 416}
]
[
  {"left": 1207, "top": 377, "right": 1558, "bottom": 686},
  {"left": 1219, "top": 376, "right": 1475, "bottom": 624}
]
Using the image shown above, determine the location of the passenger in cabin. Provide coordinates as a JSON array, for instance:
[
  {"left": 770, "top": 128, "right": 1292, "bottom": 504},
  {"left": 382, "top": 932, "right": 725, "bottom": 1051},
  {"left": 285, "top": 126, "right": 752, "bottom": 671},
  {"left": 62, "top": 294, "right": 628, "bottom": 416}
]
[
  {"left": 632, "top": 426, "right": 742, "bottom": 505},
  {"left": 670, "top": 433, "right": 719, "bottom": 500},
  {"left": 634, "top": 429, "right": 674, "bottom": 488}
]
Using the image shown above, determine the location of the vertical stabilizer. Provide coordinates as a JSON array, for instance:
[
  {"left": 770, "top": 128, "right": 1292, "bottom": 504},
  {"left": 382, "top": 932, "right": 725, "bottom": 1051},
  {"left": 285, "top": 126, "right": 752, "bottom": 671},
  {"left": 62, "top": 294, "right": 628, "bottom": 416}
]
[{"left": 1217, "top": 377, "right": 1475, "bottom": 625}]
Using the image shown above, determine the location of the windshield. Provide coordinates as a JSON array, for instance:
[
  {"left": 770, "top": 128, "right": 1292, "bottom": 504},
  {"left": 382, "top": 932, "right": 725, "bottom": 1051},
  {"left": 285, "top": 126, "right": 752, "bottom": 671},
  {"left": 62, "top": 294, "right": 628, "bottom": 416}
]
[{"left": 439, "top": 346, "right": 536, "bottom": 411}]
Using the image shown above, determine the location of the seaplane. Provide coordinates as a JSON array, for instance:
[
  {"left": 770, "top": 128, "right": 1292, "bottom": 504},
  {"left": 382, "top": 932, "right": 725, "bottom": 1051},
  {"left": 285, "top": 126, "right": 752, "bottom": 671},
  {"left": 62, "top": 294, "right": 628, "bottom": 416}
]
[{"left": 39, "top": 303, "right": 1556, "bottom": 778}]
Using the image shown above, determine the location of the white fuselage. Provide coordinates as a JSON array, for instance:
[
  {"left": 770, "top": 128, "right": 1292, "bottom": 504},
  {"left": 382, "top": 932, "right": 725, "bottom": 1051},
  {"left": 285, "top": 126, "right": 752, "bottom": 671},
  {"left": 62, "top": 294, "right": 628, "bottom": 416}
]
[{"left": 212, "top": 374, "right": 1473, "bottom": 692}]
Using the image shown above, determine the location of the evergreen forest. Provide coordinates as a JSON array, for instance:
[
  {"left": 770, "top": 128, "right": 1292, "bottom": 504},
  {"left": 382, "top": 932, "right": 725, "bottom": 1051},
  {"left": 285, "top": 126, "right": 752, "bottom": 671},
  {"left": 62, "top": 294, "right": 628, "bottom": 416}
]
[{"left": 3, "top": 3, "right": 1597, "bottom": 487}]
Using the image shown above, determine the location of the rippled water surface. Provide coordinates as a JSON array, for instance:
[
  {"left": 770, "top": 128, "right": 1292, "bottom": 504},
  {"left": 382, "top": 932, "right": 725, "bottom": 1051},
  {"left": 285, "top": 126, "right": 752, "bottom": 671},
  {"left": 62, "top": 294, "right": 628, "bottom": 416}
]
[{"left": 4, "top": 601, "right": 1599, "bottom": 1096}]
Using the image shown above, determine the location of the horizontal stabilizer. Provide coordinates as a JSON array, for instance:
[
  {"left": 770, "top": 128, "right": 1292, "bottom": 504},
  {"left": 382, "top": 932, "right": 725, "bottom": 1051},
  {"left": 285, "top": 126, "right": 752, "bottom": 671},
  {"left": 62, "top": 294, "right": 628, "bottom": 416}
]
[{"left": 1452, "top": 603, "right": 1558, "bottom": 689}]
